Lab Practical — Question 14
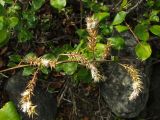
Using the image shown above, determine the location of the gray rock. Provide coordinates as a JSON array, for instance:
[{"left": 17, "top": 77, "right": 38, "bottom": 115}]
[
  {"left": 100, "top": 32, "right": 151, "bottom": 118},
  {"left": 5, "top": 71, "right": 57, "bottom": 120}
]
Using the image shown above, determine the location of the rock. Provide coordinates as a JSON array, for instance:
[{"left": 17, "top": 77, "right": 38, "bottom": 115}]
[
  {"left": 100, "top": 32, "right": 151, "bottom": 118},
  {"left": 5, "top": 71, "right": 57, "bottom": 120}
]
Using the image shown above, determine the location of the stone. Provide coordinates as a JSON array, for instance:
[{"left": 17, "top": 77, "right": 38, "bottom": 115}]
[
  {"left": 5, "top": 71, "right": 57, "bottom": 120},
  {"left": 100, "top": 32, "right": 151, "bottom": 118}
]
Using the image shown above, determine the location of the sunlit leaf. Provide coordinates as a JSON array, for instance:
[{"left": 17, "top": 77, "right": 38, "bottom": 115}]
[
  {"left": 112, "top": 11, "right": 127, "bottom": 25},
  {"left": 50, "top": 0, "right": 66, "bottom": 10},
  {"left": 135, "top": 42, "right": 152, "bottom": 61},
  {"left": 94, "top": 12, "right": 110, "bottom": 22},
  {"left": 149, "top": 25, "right": 160, "bottom": 37},
  {"left": 115, "top": 25, "right": 128, "bottom": 32},
  {"left": 0, "top": 101, "right": 21, "bottom": 120}
]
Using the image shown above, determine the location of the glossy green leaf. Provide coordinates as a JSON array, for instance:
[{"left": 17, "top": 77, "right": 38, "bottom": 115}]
[
  {"left": 63, "top": 63, "right": 78, "bottom": 75},
  {"left": 115, "top": 25, "right": 128, "bottom": 32},
  {"left": 50, "top": 0, "right": 66, "bottom": 10},
  {"left": 135, "top": 42, "right": 152, "bottom": 61},
  {"left": 134, "top": 24, "right": 149, "bottom": 41},
  {"left": 149, "top": 25, "right": 160, "bottom": 37},
  {"left": 0, "top": 29, "right": 8, "bottom": 45},
  {"left": 108, "top": 36, "right": 125, "bottom": 50},
  {"left": 112, "top": 11, "right": 127, "bottom": 25},
  {"left": 9, "top": 17, "right": 19, "bottom": 28},
  {"left": 94, "top": 12, "right": 110, "bottom": 22},
  {"left": 23, "top": 67, "right": 35, "bottom": 76},
  {"left": 32, "top": 0, "right": 45, "bottom": 10},
  {"left": 0, "top": 101, "right": 21, "bottom": 120}
]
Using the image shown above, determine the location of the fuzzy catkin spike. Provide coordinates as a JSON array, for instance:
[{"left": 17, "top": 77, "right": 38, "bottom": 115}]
[
  {"left": 86, "top": 16, "right": 99, "bottom": 52},
  {"left": 103, "top": 43, "right": 112, "bottom": 59},
  {"left": 66, "top": 52, "right": 104, "bottom": 82},
  {"left": 20, "top": 70, "right": 38, "bottom": 117},
  {"left": 24, "top": 56, "right": 57, "bottom": 69},
  {"left": 119, "top": 64, "right": 143, "bottom": 101}
]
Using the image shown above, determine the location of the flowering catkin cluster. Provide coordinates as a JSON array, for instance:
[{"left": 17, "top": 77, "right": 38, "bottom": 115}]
[
  {"left": 120, "top": 64, "right": 143, "bottom": 101},
  {"left": 86, "top": 16, "right": 99, "bottom": 52},
  {"left": 24, "top": 56, "right": 57, "bottom": 69},
  {"left": 20, "top": 70, "right": 38, "bottom": 117},
  {"left": 66, "top": 52, "right": 104, "bottom": 82}
]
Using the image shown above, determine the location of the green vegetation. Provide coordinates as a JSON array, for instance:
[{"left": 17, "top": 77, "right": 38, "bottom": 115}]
[{"left": 0, "top": 0, "right": 160, "bottom": 118}]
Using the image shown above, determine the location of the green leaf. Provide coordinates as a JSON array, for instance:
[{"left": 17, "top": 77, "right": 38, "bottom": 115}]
[
  {"left": 120, "top": 0, "right": 128, "bottom": 9},
  {"left": 149, "top": 25, "right": 160, "bottom": 37},
  {"left": 9, "top": 54, "right": 21, "bottom": 63},
  {"left": 63, "top": 63, "right": 78, "bottom": 75},
  {"left": 5, "top": 0, "right": 13, "bottom": 4},
  {"left": 134, "top": 24, "right": 149, "bottom": 41},
  {"left": 32, "top": 0, "right": 45, "bottom": 10},
  {"left": 0, "top": 5, "right": 5, "bottom": 15},
  {"left": 0, "top": 101, "right": 21, "bottom": 120},
  {"left": 23, "top": 67, "right": 35, "bottom": 76},
  {"left": 18, "top": 29, "right": 32, "bottom": 42},
  {"left": 108, "top": 36, "right": 125, "bottom": 50},
  {"left": 94, "top": 12, "right": 110, "bottom": 22},
  {"left": 0, "top": 16, "right": 4, "bottom": 30},
  {"left": 149, "top": 10, "right": 159, "bottom": 22},
  {"left": 95, "top": 43, "right": 106, "bottom": 59},
  {"left": 100, "top": 24, "right": 113, "bottom": 35},
  {"left": 115, "top": 25, "right": 128, "bottom": 32},
  {"left": 73, "top": 67, "right": 92, "bottom": 83},
  {"left": 40, "top": 67, "right": 50, "bottom": 75},
  {"left": 50, "top": 0, "right": 66, "bottom": 10},
  {"left": 24, "top": 53, "right": 37, "bottom": 61},
  {"left": 76, "top": 29, "right": 87, "bottom": 39},
  {"left": 0, "top": 29, "right": 8, "bottom": 45},
  {"left": 0, "top": 0, "right": 5, "bottom": 6},
  {"left": 135, "top": 42, "right": 152, "bottom": 61},
  {"left": 112, "top": 11, "right": 127, "bottom": 25},
  {"left": 8, "top": 17, "right": 19, "bottom": 28},
  {"left": 42, "top": 53, "right": 55, "bottom": 60}
]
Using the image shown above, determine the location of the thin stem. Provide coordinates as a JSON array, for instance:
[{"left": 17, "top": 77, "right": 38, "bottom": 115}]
[
  {"left": 125, "top": 22, "right": 140, "bottom": 43},
  {"left": 0, "top": 64, "right": 29, "bottom": 73}
]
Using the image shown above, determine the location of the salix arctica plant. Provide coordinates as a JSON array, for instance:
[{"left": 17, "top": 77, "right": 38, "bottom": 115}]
[{"left": 0, "top": 0, "right": 154, "bottom": 118}]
